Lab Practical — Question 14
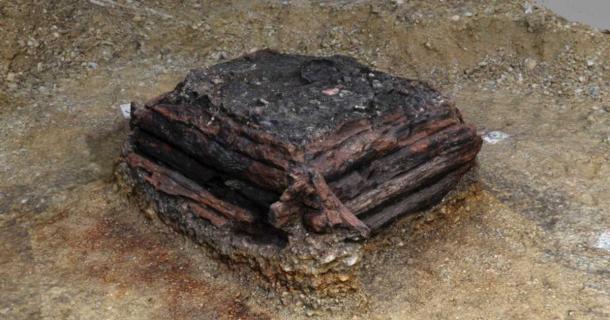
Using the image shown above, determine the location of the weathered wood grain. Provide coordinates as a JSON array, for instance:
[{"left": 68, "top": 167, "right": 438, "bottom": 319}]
[{"left": 118, "top": 50, "right": 482, "bottom": 293}]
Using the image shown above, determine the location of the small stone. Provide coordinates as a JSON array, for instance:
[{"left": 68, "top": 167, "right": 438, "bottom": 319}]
[
  {"left": 280, "top": 292, "right": 290, "bottom": 305},
  {"left": 280, "top": 263, "right": 293, "bottom": 272},
  {"left": 372, "top": 79, "right": 383, "bottom": 89},
  {"left": 27, "top": 38, "right": 39, "bottom": 48},
  {"left": 589, "top": 86, "right": 600, "bottom": 98},
  {"left": 321, "top": 253, "right": 336, "bottom": 264},
  {"left": 450, "top": 15, "right": 460, "bottom": 22},
  {"left": 144, "top": 207, "right": 156, "bottom": 220},
  {"left": 525, "top": 58, "right": 537, "bottom": 70},
  {"left": 580, "top": 193, "right": 597, "bottom": 206},
  {"left": 523, "top": 2, "right": 533, "bottom": 14},
  {"left": 6, "top": 72, "right": 16, "bottom": 82},
  {"left": 133, "top": 15, "right": 143, "bottom": 22},
  {"left": 337, "top": 274, "right": 350, "bottom": 282},
  {"left": 595, "top": 231, "right": 610, "bottom": 252},
  {"left": 212, "top": 51, "right": 228, "bottom": 61},
  {"left": 322, "top": 87, "right": 340, "bottom": 96},
  {"left": 344, "top": 254, "right": 359, "bottom": 267}
]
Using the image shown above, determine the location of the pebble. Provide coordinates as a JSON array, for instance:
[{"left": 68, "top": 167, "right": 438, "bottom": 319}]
[
  {"left": 6, "top": 72, "right": 16, "bottom": 82},
  {"left": 523, "top": 2, "right": 533, "bottom": 15},
  {"left": 211, "top": 51, "right": 228, "bottom": 61},
  {"left": 580, "top": 193, "right": 597, "bottom": 206},
  {"left": 344, "top": 254, "right": 359, "bottom": 267},
  {"left": 589, "top": 85, "right": 600, "bottom": 98},
  {"left": 320, "top": 253, "right": 336, "bottom": 264},
  {"left": 525, "top": 58, "right": 537, "bottom": 70},
  {"left": 595, "top": 231, "right": 610, "bottom": 252},
  {"left": 483, "top": 131, "right": 510, "bottom": 144},
  {"left": 450, "top": 15, "right": 460, "bottom": 22},
  {"left": 372, "top": 79, "right": 383, "bottom": 89},
  {"left": 27, "top": 38, "right": 39, "bottom": 48},
  {"left": 322, "top": 87, "right": 340, "bottom": 96},
  {"left": 337, "top": 274, "right": 350, "bottom": 282}
]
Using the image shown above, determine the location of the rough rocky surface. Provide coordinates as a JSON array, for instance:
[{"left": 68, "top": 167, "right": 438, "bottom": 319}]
[
  {"left": 118, "top": 50, "right": 481, "bottom": 294},
  {"left": 1, "top": 1, "right": 609, "bottom": 319}
]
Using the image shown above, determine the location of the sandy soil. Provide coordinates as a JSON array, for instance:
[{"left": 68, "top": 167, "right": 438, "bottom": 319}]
[{"left": 1, "top": 1, "right": 608, "bottom": 319}]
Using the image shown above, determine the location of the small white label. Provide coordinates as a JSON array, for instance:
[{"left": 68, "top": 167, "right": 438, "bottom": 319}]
[
  {"left": 483, "top": 131, "right": 510, "bottom": 144},
  {"left": 120, "top": 103, "right": 131, "bottom": 119}
]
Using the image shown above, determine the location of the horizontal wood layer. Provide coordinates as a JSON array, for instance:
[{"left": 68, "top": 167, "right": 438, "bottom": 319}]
[{"left": 123, "top": 51, "right": 482, "bottom": 239}]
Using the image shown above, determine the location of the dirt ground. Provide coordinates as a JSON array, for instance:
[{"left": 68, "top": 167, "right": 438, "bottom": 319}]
[{"left": 1, "top": 1, "right": 609, "bottom": 319}]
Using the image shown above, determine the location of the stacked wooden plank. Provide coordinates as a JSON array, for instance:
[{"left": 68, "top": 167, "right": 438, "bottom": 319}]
[{"left": 117, "top": 50, "right": 482, "bottom": 293}]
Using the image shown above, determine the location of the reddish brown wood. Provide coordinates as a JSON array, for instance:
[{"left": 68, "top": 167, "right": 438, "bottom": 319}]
[
  {"left": 126, "top": 153, "right": 256, "bottom": 224},
  {"left": 118, "top": 51, "right": 483, "bottom": 292}
]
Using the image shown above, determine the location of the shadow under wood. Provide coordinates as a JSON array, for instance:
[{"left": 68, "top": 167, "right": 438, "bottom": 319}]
[{"left": 85, "top": 120, "right": 130, "bottom": 181}]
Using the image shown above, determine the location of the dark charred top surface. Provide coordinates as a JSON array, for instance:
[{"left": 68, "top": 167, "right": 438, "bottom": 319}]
[{"left": 163, "top": 50, "right": 446, "bottom": 146}]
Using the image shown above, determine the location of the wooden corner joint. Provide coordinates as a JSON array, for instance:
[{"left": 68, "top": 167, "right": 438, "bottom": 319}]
[{"left": 270, "top": 168, "right": 370, "bottom": 239}]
